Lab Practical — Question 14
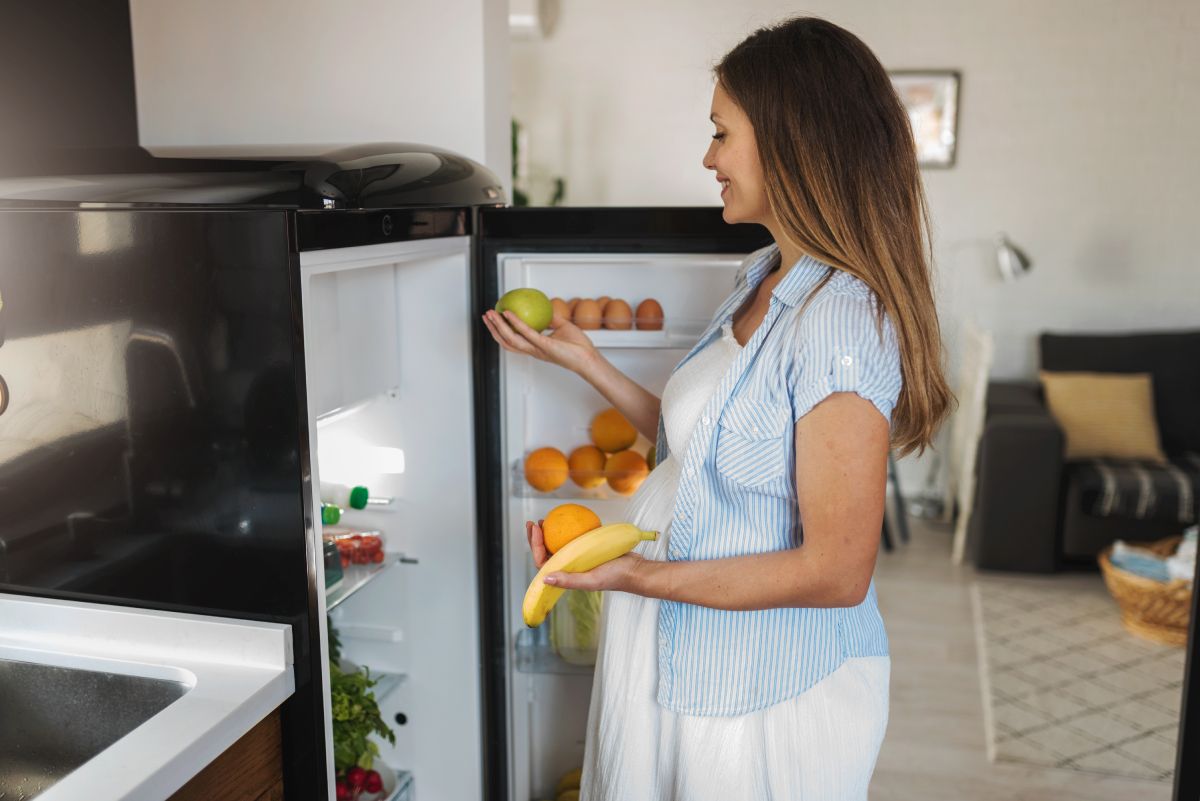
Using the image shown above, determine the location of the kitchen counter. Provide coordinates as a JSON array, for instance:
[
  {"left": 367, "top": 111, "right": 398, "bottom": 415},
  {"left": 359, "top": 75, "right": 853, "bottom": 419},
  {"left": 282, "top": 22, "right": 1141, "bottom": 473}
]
[{"left": 0, "top": 593, "right": 295, "bottom": 801}]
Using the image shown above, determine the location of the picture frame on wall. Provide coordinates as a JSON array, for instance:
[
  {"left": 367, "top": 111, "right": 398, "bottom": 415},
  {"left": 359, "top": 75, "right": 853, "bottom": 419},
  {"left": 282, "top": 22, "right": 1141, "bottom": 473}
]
[{"left": 890, "top": 70, "right": 960, "bottom": 168}]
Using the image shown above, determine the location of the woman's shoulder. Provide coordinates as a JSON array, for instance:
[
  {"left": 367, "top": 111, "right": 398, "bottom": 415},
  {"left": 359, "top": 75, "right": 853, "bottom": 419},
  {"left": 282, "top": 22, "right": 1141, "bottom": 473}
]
[{"left": 795, "top": 270, "right": 891, "bottom": 342}]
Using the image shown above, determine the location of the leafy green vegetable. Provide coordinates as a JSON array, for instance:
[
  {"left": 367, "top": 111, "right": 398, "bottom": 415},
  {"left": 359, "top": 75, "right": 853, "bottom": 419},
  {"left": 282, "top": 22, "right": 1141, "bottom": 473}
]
[
  {"left": 567, "top": 589, "right": 603, "bottom": 650},
  {"left": 329, "top": 660, "right": 395, "bottom": 773}
]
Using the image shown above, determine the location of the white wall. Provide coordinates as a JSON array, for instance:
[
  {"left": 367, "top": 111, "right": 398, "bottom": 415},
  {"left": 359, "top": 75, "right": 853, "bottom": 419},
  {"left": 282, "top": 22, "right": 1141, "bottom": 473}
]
[
  {"left": 129, "top": 0, "right": 510, "bottom": 194},
  {"left": 512, "top": 0, "right": 1199, "bottom": 382}
]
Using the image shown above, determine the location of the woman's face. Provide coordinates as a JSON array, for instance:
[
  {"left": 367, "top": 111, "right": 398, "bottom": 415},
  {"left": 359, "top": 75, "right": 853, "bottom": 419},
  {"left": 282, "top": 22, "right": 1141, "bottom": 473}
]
[{"left": 704, "top": 83, "right": 770, "bottom": 226}]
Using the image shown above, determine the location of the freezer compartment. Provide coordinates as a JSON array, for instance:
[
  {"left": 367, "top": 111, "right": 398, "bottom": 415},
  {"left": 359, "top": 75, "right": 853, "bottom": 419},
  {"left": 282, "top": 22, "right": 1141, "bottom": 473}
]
[{"left": 301, "top": 236, "right": 483, "bottom": 801}]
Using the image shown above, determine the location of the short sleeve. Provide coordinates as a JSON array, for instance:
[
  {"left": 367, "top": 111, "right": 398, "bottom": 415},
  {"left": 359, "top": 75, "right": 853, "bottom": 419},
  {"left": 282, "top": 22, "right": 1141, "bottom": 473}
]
[{"left": 786, "top": 292, "right": 903, "bottom": 424}]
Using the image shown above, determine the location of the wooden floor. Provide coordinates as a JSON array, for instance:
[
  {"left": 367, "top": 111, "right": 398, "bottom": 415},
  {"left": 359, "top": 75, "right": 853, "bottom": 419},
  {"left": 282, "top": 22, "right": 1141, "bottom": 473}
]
[{"left": 871, "top": 517, "right": 1176, "bottom": 801}]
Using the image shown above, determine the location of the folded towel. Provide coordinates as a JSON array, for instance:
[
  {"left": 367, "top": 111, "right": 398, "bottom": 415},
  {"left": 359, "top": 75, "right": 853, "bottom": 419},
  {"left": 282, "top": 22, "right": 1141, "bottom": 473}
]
[{"left": 1111, "top": 541, "right": 1171, "bottom": 582}]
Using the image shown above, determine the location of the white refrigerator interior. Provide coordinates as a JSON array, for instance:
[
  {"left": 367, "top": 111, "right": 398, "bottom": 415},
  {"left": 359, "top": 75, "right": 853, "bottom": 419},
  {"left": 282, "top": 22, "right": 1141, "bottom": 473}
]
[
  {"left": 300, "top": 237, "right": 483, "bottom": 801},
  {"left": 499, "top": 253, "right": 742, "bottom": 801}
]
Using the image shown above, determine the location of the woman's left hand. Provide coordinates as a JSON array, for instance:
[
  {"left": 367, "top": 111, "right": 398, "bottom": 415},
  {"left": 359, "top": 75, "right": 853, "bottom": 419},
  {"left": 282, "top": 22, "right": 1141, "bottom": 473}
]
[{"left": 543, "top": 553, "right": 648, "bottom": 593}]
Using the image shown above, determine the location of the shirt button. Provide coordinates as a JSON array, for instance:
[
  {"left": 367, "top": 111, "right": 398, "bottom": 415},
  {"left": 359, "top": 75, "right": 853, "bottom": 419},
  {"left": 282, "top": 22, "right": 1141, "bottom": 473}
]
[
  {"left": 751, "top": 426, "right": 761, "bottom": 436},
  {"left": 702, "top": 415, "right": 711, "bottom": 425},
  {"left": 841, "top": 355, "right": 854, "bottom": 366}
]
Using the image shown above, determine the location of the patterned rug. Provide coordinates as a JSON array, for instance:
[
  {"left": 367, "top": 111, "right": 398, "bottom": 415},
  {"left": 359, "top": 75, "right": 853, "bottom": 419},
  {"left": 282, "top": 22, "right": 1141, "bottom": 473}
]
[{"left": 971, "top": 576, "right": 1186, "bottom": 782}]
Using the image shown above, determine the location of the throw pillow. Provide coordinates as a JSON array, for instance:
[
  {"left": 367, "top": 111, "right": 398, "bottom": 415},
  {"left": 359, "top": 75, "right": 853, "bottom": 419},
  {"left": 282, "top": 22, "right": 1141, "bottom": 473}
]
[{"left": 1039, "top": 371, "right": 1167, "bottom": 462}]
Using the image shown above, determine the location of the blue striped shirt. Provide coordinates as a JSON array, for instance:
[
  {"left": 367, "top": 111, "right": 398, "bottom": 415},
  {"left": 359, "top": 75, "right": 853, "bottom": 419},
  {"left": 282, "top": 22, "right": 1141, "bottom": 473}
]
[{"left": 653, "top": 244, "right": 902, "bottom": 716}]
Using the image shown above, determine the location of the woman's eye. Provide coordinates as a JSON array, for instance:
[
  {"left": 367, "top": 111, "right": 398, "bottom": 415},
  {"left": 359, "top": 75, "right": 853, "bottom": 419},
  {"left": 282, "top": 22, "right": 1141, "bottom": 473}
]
[{"left": 711, "top": 132, "right": 726, "bottom": 142}]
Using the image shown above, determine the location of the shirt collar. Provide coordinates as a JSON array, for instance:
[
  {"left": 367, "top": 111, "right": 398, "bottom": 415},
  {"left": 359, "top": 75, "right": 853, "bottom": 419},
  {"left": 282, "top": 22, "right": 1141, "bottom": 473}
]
[{"left": 740, "top": 244, "right": 833, "bottom": 309}]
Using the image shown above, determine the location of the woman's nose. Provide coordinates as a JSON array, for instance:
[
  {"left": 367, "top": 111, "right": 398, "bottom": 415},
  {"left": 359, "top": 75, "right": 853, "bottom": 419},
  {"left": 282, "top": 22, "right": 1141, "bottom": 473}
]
[{"left": 702, "top": 140, "right": 717, "bottom": 170}]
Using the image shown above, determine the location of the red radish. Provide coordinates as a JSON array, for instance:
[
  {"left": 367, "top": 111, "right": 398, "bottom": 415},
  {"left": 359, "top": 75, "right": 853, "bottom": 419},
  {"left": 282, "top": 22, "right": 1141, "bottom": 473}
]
[
  {"left": 335, "top": 780, "right": 352, "bottom": 801},
  {"left": 364, "top": 770, "right": 383, "bottom": 793},
  {"left": 347, "top": 766, "right": 366, "bottom": 789}
]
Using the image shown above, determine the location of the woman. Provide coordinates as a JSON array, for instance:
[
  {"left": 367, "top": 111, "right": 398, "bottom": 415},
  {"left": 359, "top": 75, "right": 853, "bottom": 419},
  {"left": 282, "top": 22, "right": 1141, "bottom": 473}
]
[{"left": 483, "top": 16, "right": 952, "bottom": 801}]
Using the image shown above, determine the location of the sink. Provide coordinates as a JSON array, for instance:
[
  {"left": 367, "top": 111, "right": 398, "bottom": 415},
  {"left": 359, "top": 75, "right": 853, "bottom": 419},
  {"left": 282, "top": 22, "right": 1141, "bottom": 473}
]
[{"left": 0, "top": 658, "right": 188, "bottom": 800}]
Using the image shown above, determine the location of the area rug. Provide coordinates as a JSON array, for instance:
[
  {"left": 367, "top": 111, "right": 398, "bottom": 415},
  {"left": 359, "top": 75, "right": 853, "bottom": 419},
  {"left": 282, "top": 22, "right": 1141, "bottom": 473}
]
[{"left": 971, "top": 576, "right": 1186, "bottom": 782}]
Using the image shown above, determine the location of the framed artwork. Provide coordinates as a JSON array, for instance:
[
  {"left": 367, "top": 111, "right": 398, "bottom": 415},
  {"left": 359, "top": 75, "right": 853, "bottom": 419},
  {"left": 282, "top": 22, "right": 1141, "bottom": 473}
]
[{"left": 890, "top": 70, "right": 960, "bottom": 168}]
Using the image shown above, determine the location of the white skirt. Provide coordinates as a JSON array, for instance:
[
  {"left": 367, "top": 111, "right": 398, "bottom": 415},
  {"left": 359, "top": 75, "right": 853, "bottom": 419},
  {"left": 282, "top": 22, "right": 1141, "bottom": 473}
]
[{"left": 580, "top": 457, "right": 890, "bottom": 801}]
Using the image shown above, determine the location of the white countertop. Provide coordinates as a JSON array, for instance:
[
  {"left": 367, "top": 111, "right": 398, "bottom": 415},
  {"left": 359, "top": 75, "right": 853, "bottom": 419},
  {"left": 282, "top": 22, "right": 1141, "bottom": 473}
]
[{"left": 0, "top": 593, "right": 295, "bottom": 801}]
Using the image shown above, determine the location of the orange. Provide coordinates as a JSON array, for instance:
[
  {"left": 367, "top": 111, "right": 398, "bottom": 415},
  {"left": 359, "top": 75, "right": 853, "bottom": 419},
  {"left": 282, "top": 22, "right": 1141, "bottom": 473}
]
[
  {"left": 606, "top": 450, "right": 649, "bottom": 495},
  {"left": 590, "top": 408, "right": 637, "bottom": 453},
  {"left": 568, "top": 445, "right": 607, "bottom": 489},
  {"left": 524, "top": 447, "right": 569, "bottom": 492},
  {"left": 543, "top": 503, "right": 602, "bottom": 553}
]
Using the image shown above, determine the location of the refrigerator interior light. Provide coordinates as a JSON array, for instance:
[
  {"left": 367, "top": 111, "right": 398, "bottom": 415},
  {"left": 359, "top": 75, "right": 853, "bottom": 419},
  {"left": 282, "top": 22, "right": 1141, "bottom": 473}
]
[{"left": 319, "top": 437, "right": 406, "bottom": 486}]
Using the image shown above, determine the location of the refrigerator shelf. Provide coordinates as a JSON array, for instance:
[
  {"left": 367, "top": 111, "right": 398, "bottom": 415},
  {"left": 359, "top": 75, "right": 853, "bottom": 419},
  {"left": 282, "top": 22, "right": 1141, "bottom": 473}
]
[
  {"left": 580, "top": 326, "right": 702, "bottom": 350},
  {"left": 373, "top": 670, "right": 408, "bottom": 703},
  {"left": 326, "top": 554, "right": 401, "bottom": 611},
  {"left": 377, "top": 765, "right": 413, "bottom": 801},
  {"left": 514, "top": 628, "right": 594, "bottom": 675},
  {"left": 511, "top": 459, "right": 649, "bottom": 502}
]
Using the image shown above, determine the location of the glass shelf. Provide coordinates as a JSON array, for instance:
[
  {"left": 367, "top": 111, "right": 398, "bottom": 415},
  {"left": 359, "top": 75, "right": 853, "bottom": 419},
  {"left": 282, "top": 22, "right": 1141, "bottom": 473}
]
[
  {"left": 514, "top": 627, "right": 595, "bottom": 675},
  {"left": 373, "top": 670, "right": 407, "bottom": 703},
  {"left": 326, "top": 555, "right": 400, "bottom": 611}
]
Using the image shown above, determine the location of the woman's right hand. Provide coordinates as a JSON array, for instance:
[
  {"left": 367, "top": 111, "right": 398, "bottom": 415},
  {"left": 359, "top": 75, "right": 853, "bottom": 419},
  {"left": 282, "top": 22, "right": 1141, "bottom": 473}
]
[
  {"left": 526, "top": 519, "right": 550, "bottom": 569},
  {"left": 482, "top": 308, "right": 599, "bottom": 376}
]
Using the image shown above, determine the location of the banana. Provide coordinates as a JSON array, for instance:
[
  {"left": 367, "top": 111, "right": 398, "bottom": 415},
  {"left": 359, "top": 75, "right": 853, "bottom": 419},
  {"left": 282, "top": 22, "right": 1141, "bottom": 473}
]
[{"left": 522, "top": 522, "right": 657, "bottom": 627}]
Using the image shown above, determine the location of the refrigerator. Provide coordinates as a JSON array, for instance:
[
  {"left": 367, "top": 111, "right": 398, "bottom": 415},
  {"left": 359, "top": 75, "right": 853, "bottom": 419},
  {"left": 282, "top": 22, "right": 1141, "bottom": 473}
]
[{"left": 0, "top": 146, "right": 769, "bottom": 801}]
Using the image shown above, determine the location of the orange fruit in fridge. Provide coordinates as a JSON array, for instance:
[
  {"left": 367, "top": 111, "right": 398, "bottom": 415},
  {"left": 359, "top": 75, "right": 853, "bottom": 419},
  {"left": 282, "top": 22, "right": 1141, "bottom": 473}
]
[
  {"left": 543, "top": 503, "right": 602, "bottom": 554},
  {"left": 606, "top": 450, "right": 649, "bottom": 495},
  {"left": 568, "top": 445, "right": 607, "bottom": 488},
  {"left": 524, "top": 447, "right": 569, "bottom": 492},
  {"left": 590, "top": 408, "right": 637, "bottom": 453}
]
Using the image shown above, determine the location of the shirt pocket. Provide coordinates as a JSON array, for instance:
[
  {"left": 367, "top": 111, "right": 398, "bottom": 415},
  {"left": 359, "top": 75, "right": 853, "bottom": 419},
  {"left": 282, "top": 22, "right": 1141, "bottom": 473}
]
[{"left": 714, "top": 396, "right": 793, "bottom": 497}]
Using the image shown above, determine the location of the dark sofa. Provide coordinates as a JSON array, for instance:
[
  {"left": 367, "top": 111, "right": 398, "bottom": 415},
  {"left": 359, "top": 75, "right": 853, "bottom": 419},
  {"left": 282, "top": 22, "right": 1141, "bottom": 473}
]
[{"left": 969, "top": 330, "right": 1200, "bottom": 572}]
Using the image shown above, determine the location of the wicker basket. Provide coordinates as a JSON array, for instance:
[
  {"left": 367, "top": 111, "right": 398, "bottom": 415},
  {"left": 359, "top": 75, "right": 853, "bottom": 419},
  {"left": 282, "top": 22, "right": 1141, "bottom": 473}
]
[{"left": 1098, "top": 536, "right": 1192, "bottom": 646}]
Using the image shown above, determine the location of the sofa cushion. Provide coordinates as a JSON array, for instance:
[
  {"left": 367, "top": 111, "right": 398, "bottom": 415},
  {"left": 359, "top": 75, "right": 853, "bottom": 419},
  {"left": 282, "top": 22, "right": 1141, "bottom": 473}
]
[
  {"left": 1040, "top": 330, "right": 1200, "bottom": 457},
  {"left": 1065, "top": 454, "right": 1200, "bottom": 524},
  {"left": 1039, "top": 371, "right": 1166, "bottom": 461}
]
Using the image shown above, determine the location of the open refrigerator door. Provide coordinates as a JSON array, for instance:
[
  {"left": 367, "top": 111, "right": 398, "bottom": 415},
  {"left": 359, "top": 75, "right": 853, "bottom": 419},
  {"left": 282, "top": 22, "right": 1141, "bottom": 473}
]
[
  {"left": 496, "top": 249, "right": 747, "bottom": 801},
  {"left": 299, "top": 236, "right": 484, "bottom": 801}
]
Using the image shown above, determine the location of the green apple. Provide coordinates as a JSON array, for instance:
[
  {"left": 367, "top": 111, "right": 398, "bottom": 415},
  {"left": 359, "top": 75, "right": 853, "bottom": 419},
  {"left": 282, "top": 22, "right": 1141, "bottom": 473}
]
[{"left": 495, "top": 288, "right": 553, "bottom": 332}]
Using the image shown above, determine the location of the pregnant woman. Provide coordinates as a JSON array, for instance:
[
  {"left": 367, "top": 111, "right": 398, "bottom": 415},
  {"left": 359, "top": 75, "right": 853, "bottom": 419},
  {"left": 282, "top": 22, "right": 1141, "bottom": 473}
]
[{"left": 483, "top": 16, "right": 952, "bottom": 801}]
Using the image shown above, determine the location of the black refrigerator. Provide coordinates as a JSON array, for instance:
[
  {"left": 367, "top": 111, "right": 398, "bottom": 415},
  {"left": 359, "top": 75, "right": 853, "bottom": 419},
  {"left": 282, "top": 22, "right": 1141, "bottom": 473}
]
[{"left": 3, "top": 146, "right": 1195, "bottom": 801}]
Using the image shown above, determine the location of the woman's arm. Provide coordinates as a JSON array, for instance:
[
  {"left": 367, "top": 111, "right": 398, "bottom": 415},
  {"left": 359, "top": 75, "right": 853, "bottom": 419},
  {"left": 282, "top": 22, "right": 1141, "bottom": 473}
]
[
  {"left": 485, "top": 309, "right": 661, "bottom": 441},
  {"left": 544, "top": 391, "right": 888, "bottom": 608}
]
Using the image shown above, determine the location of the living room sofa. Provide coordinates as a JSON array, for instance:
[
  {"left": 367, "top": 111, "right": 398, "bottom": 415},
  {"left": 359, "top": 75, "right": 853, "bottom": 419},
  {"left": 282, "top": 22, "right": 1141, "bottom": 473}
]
[{"left": 969, "top": 330, "right": 1200, "bottom": 572}]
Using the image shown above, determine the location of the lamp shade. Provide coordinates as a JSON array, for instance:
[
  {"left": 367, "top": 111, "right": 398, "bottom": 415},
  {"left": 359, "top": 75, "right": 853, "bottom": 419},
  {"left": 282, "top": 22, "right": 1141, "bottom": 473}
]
[{"left": 995, "top": 233, "right": 1032, "bottom": 281}]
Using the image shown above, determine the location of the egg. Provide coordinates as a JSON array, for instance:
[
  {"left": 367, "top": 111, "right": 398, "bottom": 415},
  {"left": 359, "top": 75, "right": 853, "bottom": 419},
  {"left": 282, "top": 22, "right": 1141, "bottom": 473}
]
[
  {"left": 603, "top": 299, "right": 633, "bottom": 330},
  {"left": 566, "top": 297, "right": 581, "bottom": 313},
  {"left": 635, "top": 298, "right": 664, "bottom": 330},
  {"left": 550, "top": 297, "right": 571, "bottom": 324},
  {"left": 596, "top": 295, "right": 611, "bottom": 308},
  {"left": 573, "top": 299, "right": 603, "bottom": 330}
]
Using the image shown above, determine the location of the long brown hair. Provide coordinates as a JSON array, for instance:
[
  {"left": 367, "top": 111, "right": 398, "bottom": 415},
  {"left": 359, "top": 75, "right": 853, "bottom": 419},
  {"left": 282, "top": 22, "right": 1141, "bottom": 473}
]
[{"left": 717, "top": 17, "right": 953, "bottom": 456}]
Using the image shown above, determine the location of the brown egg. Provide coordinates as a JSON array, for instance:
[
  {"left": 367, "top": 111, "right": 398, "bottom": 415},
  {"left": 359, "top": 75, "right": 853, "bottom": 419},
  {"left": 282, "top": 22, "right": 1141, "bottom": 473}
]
[
  {"left": 596, "top": 295, "right": 611, "bottom": 308},
  {"left": 550, "top": 297, "right": 571, "bottom": 325},
  {"left": 566, "top": 297, "right": 581, "bottom": 313},
  {"left": 603, "top": 299, "right": 633, "bottom": 330},
  {"left": 635, "top": 298, "right": 664, "bottom": 330},
  {"left": 573, "top": 299, "right": 603, "bottom": 330}
]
